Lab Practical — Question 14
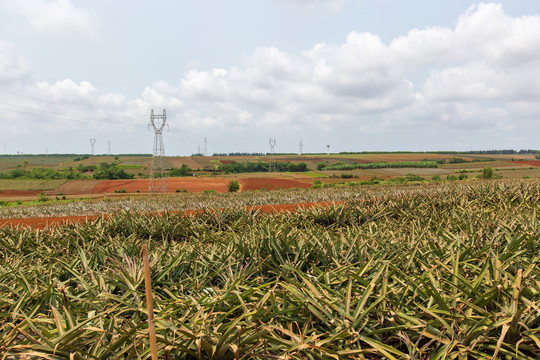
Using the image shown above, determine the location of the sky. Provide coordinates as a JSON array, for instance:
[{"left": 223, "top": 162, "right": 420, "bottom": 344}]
[{"left": 0, "top": 0, "right": 539, "bottom": 155}]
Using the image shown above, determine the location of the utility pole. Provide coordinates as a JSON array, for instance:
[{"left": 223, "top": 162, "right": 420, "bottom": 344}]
[
  {"left": 90, "top": 138, "right": 96, "bottom": 155},
  {"left": 148, "top": 109, "right": 169, "bottom": 193},
  {"left": 268, "top": 138, "right": 276, "bottom": 172},
  {"left": 299, "top": 141, "right": 303, "bottom": 156}
]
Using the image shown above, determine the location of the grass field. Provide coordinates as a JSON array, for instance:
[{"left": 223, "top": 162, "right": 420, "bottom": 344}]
[{"left": 0, "top": 179, "right": 538, "bottom": 358}]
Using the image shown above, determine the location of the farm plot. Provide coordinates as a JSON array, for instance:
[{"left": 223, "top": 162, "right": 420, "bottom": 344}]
[
  {"left": 92, "top": 178, "right": 231, "bottom": 194},
  {"left": 53, "top": 179, "right": 101, "bottom": 195},
  {"left": 238, "top": 177, "right": 312, "bottom": 190},
  {"left": 0, "top": 179, "right": 67, "bottom": 192},
  {"left": 0, "top": 180, "right": 538, "bottom": 359}
]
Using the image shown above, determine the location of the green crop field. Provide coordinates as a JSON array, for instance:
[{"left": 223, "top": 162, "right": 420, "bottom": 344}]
[{"left": 1, "top": 180, "right": 538, "bottom": 359}]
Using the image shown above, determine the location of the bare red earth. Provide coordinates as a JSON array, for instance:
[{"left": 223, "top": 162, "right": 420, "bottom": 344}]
[
  {"left": 239, "top": 178, "right": 312, "bottom": 191},
  {"left": 512, "top": 160, "right": 540, "bottom": 167},
  {"left": 0, "top": 190, "right": 38, "bottom": 197},
  {"left": 0, "top": 201, "right": 342, "bottom": 230},
  {"left": 93, "top": 178, "right": 230, "bottom": 194}
]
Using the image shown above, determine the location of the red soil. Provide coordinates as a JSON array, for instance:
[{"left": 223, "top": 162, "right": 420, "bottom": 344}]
[
  {"left": 92, "top": 178, "right": 230, "bottom": 194},
  {"left": 512, "top": 160, "right": 540, "bottom": 167},
  {"left": 84, "top": 177, "right": 314, "bottom": 194},
  {"left": 0, "top": 201, "right": 342, "bottom": 230},
  {"left": 239, "top": 178, "right": 312, "bottom": 191},
  {"left": 0, "top": 190, "right": 39, "bottom": 197}
]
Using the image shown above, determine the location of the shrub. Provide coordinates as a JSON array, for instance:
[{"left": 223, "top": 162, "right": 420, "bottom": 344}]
[
  {"left": 227, "top": 180, "right": 240, "bottom": 192},
  {"left": 405, "top": 173, "right": 424, "bottom": 182},
  {"left": 431, "top": 175, "right": 441, "bottom": 181},
  {"left": 93, "top": 163, "right": 134, "bottom": 180},
  {"left": 169, "top": 164, "right": 193, "bottom": 177},
  {"left": 481, "top": 167, "right": 494, "bottom": 179},
  {"left": 449, "top": 157, "right": 466, "bottom": 164},
  {"left": 312, "top": 180, "right": 323, "bottom": 189}
]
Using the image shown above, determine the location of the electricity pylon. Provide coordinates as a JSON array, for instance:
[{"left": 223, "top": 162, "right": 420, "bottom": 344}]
[
  {"left": 268, "top": 138, "right": 276, "bottom": 172},
  {"left": 299, "top": 141, "right": 303, "bottom": 156},
  {"left": 148, "top": 109, "right": 169, "bottom": 193},
  {"left": 90, "top": 138, "right": 96, "bottom": 155}
]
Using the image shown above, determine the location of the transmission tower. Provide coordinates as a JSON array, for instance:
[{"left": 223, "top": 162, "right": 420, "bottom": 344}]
[
  {"left": 148, "top": 109, "right": 169, "bottom": 193},
  {"left": 299, "top": 140, "right": 303, "bottom": 156},
  {"left": 204, "top": 137, "right": 207, "bottom": 156},
  {"left": 108, "top": 140, "right": 111, "bottom": 155},
  {"left": 268, "top": 138, "right": 276, "bottom": 172},
  {"left": 90, "top": 138, "right": 96, "bottom": 155}
]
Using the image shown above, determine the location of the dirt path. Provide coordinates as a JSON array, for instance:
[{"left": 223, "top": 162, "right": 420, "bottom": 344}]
[{"left": 0, "top": 201, "right": 342, "bottom": 230}]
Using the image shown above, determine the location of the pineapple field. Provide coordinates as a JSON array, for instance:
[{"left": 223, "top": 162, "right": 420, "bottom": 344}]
[{"left": 0, "top": 180, "right": 539, "bottom": 359}]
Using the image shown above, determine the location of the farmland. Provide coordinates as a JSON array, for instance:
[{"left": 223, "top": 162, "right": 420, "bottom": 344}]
[
  {"left": 0, "top": 178, "right": 539, "bottom": 359},
  {"left": 0, "top": 152, "right": 539, "bottom": 358},
  {"left": 0, "top": 152, "right": 538, "bottom": 203}
]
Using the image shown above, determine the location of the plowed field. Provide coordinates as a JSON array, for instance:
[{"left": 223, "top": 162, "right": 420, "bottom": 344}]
[
  {"left": 54, "top": 180, "right": 101, "bottom": 195},
  {"left": 238, "top": 178, "right": 312, "bottom": 191},
  {"left": 512, "top": 160, "right": 540, "bottom": 167},
  {"left": 92, "top": 178, "right": 230, "bottom": 193}
]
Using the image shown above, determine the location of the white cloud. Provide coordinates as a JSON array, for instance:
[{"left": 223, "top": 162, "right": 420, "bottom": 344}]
[
  {"left": 0, "top": 40, "right": 30, "bottom": 83},
  {"left": 163, "top": 3, "right": 540, "bottom": 139},
  {"left": 275, "top": 0, "right": 348, "bottom": 11},
  {"left": 424, "top": 63, "right": 504, "bottom": 101},
  {"left": 3, "top": 0, "right": 97, "bottom": 38},
  {"left": 2, "top": 2, "right": 540, "bottom": 153},
  {"left": 455, "top": 3, "right": 540, "bottom": 66}
]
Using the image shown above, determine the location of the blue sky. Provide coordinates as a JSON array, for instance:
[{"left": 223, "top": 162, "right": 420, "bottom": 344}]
[{"left": 0, "top": 0, "right": 539, "bottom": 155}]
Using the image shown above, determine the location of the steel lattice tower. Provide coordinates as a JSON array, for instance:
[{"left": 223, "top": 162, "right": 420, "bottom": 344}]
[
  {"left": 90, "top": 138, "right": 96, "bottom": 155},
  {"left": 268, "top": 138, "right": 276, "bottom": 172},
  {"left": 148, "top": 109, "right": 169, "bottom": 193}
]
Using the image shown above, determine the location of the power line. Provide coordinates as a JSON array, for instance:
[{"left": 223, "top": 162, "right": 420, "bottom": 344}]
[
  {"left": 0, "top": 90, "right": 272, "bottom": 154},
  {"left": 0, "top": 102, "right": 144, "bottom": 131}
]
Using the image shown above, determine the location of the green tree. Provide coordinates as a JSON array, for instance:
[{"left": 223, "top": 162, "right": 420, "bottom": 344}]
[
  {"left": 169, "top": 164, "right": 193, "bottom": 177},
  {"left": 93, "top": 163, "right": 134, "bottom": 180}
]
